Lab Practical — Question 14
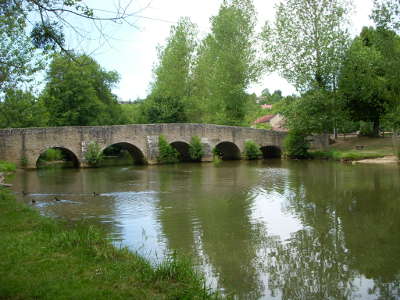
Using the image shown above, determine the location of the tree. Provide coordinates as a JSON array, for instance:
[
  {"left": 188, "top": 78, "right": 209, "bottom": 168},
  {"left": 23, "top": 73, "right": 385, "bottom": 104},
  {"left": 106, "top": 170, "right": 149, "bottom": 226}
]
[
  {"left": 339, "top": 27, "right": 399, "bottom": 136},
  {"left": 279, "top": 89, "right": 334, "bottom": 134},
  {"left": 372, "top": 0, "right": 400, "bottom": 32},
  {"left": 191, "top": 0, "right": 262, "bottom": 126},
  {"left": 151, "top": 17, "right": 197, "bottom": 100},
  {"left": 262, "top": 0, "right": 351, "bottom": 92},
  {"left": 41, "top": 53, "right": 125, "bottom": 126},
  {"left": 0, "top": 3, "right": 45, "bottom": 94},
  {"left": 0, "top": 0, "right": 144, "bottom": 52},
  {"left": 142, "top": 96, "right": 187, "bottom": 123},
  {"left": 0, "top": 89, "right": 48, "bottom": 128},
  {"left": 146, "top": 17, "right": 196, "bottom": 123}
]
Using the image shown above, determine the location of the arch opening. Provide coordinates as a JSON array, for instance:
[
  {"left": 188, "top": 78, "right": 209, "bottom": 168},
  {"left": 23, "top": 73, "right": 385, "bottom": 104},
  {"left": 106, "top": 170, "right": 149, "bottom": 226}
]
[
  {"left": 260, "top": 146, "right": 282, "bottom": 159},
  {"left": 214, "top": 142, "right": 241, "bottom": 161},
  {"left": 170, "top": 141, "right": 191, "bottom": 162},
  {"left": 36, "top": 147, "right": 80, "bottom": 168},
  {"left": 101, "top": 142, "right": 146, "bottom": 166}
]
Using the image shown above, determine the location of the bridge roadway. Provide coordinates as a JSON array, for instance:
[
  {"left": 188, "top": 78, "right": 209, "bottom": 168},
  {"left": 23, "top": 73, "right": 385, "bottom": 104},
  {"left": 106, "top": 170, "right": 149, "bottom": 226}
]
[{"left": 0, "top": 123, "right": 327, "bottom": 169}]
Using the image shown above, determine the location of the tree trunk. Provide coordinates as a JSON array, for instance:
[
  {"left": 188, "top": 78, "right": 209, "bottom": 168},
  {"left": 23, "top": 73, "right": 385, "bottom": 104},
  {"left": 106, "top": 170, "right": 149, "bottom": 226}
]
[{"left": 373, "top": 119, "right": 380, "bottom": 137}]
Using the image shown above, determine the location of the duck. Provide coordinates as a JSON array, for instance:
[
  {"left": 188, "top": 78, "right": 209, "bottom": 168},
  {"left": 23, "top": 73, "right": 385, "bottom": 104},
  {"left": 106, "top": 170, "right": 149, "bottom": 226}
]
[
  {"left": 93, "top": 192, "right": 100, "bottom": 196},
  {"left": 54, "top": 196, "right": 60, "bottom": 202},
  {"left": 31, "top": 199, "right": 36, "bottom": 204},
  {"left": 22, "top": 190, "right": 28, "bottom": 196}
]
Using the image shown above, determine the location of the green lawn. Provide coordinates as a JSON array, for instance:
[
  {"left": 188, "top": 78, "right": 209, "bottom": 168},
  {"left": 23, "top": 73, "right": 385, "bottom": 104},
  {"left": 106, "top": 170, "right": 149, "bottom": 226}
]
[{"left": 310, "top": 136, "right": 396, "bottom": 161}]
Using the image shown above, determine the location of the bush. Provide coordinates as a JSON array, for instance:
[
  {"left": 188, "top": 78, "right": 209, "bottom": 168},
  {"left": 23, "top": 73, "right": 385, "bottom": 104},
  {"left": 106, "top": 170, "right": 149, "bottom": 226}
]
[
  {"left": 359, "top": 121, "right": 375, "bottom": 137},
  {"left": 284, "top": 131, "right": 309, "bottom": 159},
  {"left": 158, "top": 135, "right": 179, "bottom": 164},
  {"left": 0, "top": 161, "right": 16, "bottom": 172},
  {"left": 244, "top": 140, "right": 262, "bottom": 160},
  {"left": 189, "top": 136, "right": 203, "bottom": 162},
  {"left": 84, "top": 142, "right": 103, "bottom": 167},
  {"left": 41, "top": 148, "right": 64, "bottom": 161}
]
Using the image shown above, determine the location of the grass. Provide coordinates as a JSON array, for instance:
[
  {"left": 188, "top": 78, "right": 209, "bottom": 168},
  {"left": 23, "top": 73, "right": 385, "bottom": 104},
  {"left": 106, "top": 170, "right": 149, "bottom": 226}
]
[
  {"left": 0, "top": 161, "right": 16, "bottom": 172},
  {"left": 0, "top": 186, "right": 219, "bottom": 299},
  {"left": 310, "top": 136, "right": 394, "bottom": 161}
]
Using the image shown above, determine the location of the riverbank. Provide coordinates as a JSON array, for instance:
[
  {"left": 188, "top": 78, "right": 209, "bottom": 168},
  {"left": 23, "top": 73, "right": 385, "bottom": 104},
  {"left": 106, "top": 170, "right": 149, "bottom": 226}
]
[
  {"left": 0, "top": 166, "right": 217, "bottom": 299},
  {"left": 310, "top": 136, "right": 398, "bottom": 163}
]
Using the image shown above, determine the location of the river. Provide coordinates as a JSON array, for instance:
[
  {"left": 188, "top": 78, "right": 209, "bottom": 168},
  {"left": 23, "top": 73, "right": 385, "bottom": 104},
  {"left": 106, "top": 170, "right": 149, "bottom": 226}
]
[{"left": 10, "top": 160, "right": 400, "bottom": 299}]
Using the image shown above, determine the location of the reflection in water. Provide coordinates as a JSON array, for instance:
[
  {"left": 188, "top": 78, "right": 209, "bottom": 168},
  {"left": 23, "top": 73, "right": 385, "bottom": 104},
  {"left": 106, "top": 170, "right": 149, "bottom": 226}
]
[{"left": 11, "top": 160, "right": 400, "bottom": 299}]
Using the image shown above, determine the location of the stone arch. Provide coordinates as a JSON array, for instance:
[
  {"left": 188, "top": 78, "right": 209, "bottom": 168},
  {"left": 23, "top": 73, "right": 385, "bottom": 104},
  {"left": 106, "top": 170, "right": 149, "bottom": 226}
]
[
  {"left": 102, "top": 142, "right": 146, "bottom": 165},
  {"left": 214, "top": 141, "right": 241, "bottom": 160},
  {"left": 170, "top": 141, "right": 191, "bottom": 162},
  {"left": 36, "top": 146, "right": 80, "bottom": 168},
  {"left": 260, "top": 145, "right": 282, "bottom": 159}
]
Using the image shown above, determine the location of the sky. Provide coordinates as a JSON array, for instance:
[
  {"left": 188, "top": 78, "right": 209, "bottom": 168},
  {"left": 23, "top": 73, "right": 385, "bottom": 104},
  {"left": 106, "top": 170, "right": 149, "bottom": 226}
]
[{"left": 67, "top": 0, "right": 375, "bottom": 101}]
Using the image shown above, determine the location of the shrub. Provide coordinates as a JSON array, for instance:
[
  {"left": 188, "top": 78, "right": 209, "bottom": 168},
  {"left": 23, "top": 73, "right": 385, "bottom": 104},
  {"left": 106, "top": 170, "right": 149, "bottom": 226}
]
[
  {"left": 84, "top": 142, "right": 104, "bottom": 167},
  {"left": 244, "top": 140, "right": 262, "bottom": 160},
  {"left": 189, "top": 136, "right": 203, "bottom": 162},
  {"left": 284, "top": 131, "right": 309, "bottom": 159},
  {"left": 41, "top": 148, "right": 64, "bottom": 161},
  {"left": 0, "top": 161, "right": 16, "bottom": 172},
  {"left": 158, "top": 135, "right": 179, "bottom": 164},
  {"left": 212, "top": 147, "right": 222, "bottom": 158}
]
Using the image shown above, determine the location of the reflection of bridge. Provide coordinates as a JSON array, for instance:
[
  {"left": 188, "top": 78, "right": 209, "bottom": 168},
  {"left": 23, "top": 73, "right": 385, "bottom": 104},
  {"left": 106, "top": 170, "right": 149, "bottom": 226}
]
[{"left": 0, "top": 123, "right": 327, "bottom": 168}]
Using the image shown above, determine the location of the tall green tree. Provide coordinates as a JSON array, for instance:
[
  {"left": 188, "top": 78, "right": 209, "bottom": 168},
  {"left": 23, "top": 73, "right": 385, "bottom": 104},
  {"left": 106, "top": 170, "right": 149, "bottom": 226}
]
[
  {"left": 151, "top": 17, "right": 197, "bottom": 100},
  {"left": 191, "top": 0, "right": 261, "bottom": 126},
  {"left": 339, "top": 27, "right": 399, "bottom": 136},
  {"left": 41, "top": 54, "right": 125, "bottom": 126},
  {"left": 262, "top": 0, "right": 351, "bottom": 92},
  {"left": 144, "top": 17, "right": 197, "bottom": 123}
]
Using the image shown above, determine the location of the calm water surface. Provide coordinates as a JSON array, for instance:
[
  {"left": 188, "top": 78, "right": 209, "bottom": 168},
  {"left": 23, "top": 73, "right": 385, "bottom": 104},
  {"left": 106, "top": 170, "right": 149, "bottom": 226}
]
[{"left": 11, "top": 160, "right": 400, "bottom": 299}]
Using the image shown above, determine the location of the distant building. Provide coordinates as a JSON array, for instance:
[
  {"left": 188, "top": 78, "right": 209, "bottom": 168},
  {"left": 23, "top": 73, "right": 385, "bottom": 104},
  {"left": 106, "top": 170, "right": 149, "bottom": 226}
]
[{"left": 253, "top": 114, "right": 287, "bottom": 131}]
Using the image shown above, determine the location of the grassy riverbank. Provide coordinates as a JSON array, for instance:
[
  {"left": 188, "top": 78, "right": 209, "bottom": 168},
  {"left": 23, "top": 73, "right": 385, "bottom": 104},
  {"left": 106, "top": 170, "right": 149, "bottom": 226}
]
[
  {"left": 0, "top": 170, "right": 217, "bottom": 299},
  {"left": 310, "top": 136, "right": 395, "bottom": 162}
]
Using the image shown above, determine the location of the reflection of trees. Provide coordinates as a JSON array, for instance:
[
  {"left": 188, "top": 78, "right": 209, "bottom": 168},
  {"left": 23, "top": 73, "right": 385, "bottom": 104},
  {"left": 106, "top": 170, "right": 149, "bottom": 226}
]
[
  {"left": 265, "top": 162, "right": 356, "bottom": 300},
  {"left": 266, "top": 162, "right": 400, "bottom": 300},
  {"left": 155, "top": 162, "right": 268, "bottom": 299}
]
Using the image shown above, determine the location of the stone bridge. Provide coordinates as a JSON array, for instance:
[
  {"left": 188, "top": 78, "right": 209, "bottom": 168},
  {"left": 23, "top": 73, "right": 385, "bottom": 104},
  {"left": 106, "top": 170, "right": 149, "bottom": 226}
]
[{"left": 0, "top": 123, "right": 328, "bottom": 169}]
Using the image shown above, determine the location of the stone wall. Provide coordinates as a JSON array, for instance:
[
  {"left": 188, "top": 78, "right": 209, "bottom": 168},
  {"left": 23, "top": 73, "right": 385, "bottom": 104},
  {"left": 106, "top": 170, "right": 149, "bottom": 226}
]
[{"left": 0, "top": 124, "right": 327, "bottom": 168}]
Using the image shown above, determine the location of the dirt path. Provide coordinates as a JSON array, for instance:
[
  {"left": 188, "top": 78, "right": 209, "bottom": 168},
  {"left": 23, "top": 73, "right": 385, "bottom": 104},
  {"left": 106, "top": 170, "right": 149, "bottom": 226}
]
[{"left": 355, "top": 156, "right": 398, "bottom": 164}]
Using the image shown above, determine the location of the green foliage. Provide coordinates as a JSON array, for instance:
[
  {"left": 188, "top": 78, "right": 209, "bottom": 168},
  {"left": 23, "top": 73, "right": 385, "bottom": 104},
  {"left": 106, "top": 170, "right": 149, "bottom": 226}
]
[
  {"left": 283, "top": 131, "right": 310, "bottom": 159},
  {"left": 41, "top": 149, "right": 64, "bottom": 161},
  {"left": 310, "top": 150, "right": 385, "bottom": 161},
  {"left": 262, "top": 0, "right": 351, "bottom": 92},
  {"left": 158, "top": 135, "right": 179, "bottom": 164},
  {"left": 372, "top": 0, "right": 400, "bottom": 32},
  {"left": 191, "top": 0, "right": 262, "bottom": 126},
  {"left": 84, "top": 142, "right": 103, "bottom": 167},
  {"left": 212, "top": 147, "right": 223, "bottom": 158},
  {"left": 120, "top": 101, "right": 148, "bottom": 124},
  {"left": 0, "top": 11, "right": 45, "bottom": 93},
  {"left": 244, "top": 140, "right": 262, "bottom": 160},
  {"left": 0, "top": 161, "right": 16, "bottom": 172},
  {"left": 41, "top": 54, "right": 126, "bottom": 126},
  {"left": 151, "top": 18, "right": 197, "bottom": 100},
  {"left": 279, "top": 89, "right": 334, "bottom": 134},
  {"left": 143, "top": 96, "right": 187, "bottom": 123},
  {"left": 189, "top": 136, "right": 203, "bottom": 161},
  {"left": 0, "top": 89, "right": 48, "bottom": 128},
  {"left": 20, "top": 156, "right": 28, "bottom": 168},
  {"left": 339, "top": 27, "right": 399, "bottom": 136}
]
